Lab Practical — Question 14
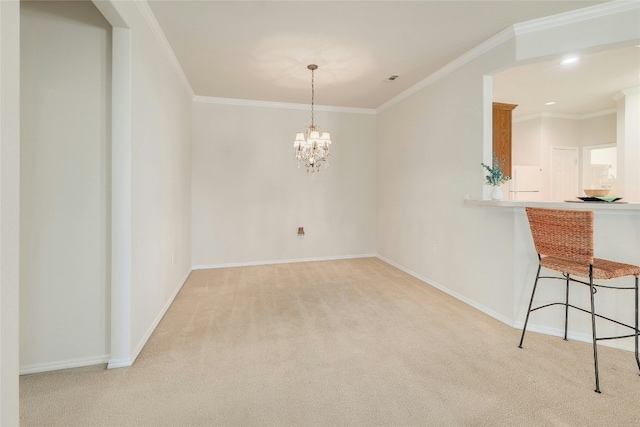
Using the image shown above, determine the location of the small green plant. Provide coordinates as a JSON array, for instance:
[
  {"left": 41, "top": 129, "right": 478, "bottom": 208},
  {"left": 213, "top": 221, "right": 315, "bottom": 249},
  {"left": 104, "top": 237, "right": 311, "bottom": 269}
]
[{"left": 481, "top": 154, "right": 511, "bottom": 186}]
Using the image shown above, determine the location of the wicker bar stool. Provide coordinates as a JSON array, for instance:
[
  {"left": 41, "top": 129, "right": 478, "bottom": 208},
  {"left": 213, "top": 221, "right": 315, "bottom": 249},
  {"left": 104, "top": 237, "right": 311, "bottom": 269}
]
[{"left": 518, "top": 207, "right": 640, "bottom": 393}]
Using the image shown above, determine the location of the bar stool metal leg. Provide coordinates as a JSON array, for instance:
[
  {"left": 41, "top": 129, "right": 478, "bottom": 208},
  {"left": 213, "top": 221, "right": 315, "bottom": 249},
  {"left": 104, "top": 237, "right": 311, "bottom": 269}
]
[
  {"left": 589, "top": 267, "right": 601, "bottom": 393},
  {"left": 635, "top": 276, "right": 639, "bottom": 372},
  {"left": 564, "top": 273, "right": 570, "bottom": 341},
  {"left": 519, "top": 262, "right": 542, "bottom": 349}
]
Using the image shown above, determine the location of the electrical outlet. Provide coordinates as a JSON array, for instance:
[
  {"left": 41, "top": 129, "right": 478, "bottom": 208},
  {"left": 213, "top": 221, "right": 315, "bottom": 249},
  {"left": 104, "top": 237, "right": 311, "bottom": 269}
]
[{"left": 432, "top": 244, "right": 436, "bottom": 254}]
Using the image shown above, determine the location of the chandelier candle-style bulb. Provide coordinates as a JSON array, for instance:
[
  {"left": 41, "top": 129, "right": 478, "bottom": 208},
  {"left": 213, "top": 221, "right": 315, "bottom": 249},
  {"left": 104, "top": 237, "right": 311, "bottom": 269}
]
[{"left": 293, "top": 64, "right": 333, "bottom": 173}]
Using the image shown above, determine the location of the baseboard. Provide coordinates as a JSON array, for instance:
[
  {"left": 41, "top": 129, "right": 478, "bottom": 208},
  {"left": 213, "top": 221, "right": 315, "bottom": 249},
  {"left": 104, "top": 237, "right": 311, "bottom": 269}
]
[
  {"left": 376, "top": 255, "right": 514, "bottom": 326},
  {"left": 192, "top": 254, "right": 377, "bottom": 270},
  {"left": 123, "top": 269, "right": 193, "bottom": 367},
  {"left": 20, "top": 355, "right": 110, "bottom": 375}
]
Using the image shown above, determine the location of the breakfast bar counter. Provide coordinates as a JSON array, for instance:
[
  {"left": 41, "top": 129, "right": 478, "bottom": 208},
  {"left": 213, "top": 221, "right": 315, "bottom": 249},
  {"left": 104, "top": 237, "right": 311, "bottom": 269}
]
[{"left": 464, "top": 199, "right": 640, "bottom": 212}]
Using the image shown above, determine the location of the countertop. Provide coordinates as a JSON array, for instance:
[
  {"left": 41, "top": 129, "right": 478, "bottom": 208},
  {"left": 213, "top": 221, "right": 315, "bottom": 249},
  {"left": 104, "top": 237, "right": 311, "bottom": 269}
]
[{"left": 464, "top": 199, "right": 640, "bottom": 212}]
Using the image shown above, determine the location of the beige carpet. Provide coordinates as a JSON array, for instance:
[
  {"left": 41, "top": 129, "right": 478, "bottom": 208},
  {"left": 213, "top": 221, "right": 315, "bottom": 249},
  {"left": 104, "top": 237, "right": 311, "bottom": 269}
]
[{"left": 20, "top": 258, "right": 640, "bottom": 426}]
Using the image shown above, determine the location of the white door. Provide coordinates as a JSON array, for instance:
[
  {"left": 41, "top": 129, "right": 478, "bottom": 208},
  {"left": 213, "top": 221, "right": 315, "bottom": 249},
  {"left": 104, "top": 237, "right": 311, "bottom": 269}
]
[{"left": 551, "top": 147, "right": 579, "bottom": 201}]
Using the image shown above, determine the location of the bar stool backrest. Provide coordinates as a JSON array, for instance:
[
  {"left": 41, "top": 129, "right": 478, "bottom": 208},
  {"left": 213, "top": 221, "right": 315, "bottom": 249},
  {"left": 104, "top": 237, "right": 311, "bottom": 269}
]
[{"left": 525, "top": 207, "right": 594, "bottom": 264}]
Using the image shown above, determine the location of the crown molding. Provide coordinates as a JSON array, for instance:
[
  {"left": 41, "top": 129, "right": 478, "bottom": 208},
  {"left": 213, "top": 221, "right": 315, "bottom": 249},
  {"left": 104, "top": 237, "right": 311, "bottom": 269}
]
[
  {"left": 193, "top": 96, "right": 376, "bottom": 115},
  {"left": 513, "top": 0, "right": 640, "bottom": 35},
  {"left": 134, "top": 1, "right": 194, "bottom": 98}
]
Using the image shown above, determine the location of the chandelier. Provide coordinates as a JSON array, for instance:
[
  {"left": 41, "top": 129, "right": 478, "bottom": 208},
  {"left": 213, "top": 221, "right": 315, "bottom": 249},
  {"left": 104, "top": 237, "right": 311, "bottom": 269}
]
[{"left": 293, "top": 64, "right": 332, "bottom": 173}]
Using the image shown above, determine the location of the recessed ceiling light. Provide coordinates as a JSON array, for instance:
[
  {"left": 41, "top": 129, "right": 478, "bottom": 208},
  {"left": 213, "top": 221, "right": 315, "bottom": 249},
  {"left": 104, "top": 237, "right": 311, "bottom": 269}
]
[
  {"left": 561, "top": 56, "right": 580, "bottom": 65},
  {"left": 545, "top": 101, "right": 557, "bottom": 106}
]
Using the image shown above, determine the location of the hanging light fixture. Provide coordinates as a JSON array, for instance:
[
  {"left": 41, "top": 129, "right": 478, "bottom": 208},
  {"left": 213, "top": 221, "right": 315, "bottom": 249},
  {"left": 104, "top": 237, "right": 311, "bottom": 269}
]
[{"left": 293, "top": 64, "right": 332, "bottom": 173}]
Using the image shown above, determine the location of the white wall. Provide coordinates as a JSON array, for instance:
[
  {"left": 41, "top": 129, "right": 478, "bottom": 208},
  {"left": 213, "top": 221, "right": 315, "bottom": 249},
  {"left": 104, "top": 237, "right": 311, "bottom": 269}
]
[
  {"left": 512, "top": 117, "right": 542, "bottom": 166},
  {"left": 580, "top": 113, "right": 617, "bottom": 147},
  {"left": 20, "top": 1, "right": 111, "bottom": 372},
  {"left": 377, "top": 37, "right": 519, "bottom": 323},
  {"left": 192, "top": 101, "right": 376, "bottom": 267},
  {"left": 0, "top": 0, "right": 20, "bottom": 423}
]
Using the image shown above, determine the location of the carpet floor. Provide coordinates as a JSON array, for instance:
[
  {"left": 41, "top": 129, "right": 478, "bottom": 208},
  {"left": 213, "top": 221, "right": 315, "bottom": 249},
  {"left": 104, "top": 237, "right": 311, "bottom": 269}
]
[{"left": 20, "top": 258, "right": 640, "bottom": 426}]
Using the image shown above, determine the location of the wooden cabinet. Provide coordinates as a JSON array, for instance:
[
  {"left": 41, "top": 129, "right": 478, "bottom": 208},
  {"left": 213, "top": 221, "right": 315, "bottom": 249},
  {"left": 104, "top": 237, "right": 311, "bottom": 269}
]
[{"left": 492, "top": 102, "right": 517, "bottom": 177}]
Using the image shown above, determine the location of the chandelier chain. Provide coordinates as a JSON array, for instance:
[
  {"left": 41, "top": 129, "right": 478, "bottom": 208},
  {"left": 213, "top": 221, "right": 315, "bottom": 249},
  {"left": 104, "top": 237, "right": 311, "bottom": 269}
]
[{"left": 310, "top": 67, "right": 315, "bottom": 128}]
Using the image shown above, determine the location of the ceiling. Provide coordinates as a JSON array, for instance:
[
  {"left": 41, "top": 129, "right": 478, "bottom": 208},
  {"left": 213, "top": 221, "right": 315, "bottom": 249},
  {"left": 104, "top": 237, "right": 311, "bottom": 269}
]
[{"left": 146, "top": 0, "right": 638, "bottom": 113}]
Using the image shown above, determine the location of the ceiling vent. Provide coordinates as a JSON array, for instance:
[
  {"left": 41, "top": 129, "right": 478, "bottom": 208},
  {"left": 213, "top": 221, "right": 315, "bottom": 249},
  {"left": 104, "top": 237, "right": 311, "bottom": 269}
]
[{"left": 387, "top": 74, "right": 399, "bottom": 81}]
